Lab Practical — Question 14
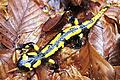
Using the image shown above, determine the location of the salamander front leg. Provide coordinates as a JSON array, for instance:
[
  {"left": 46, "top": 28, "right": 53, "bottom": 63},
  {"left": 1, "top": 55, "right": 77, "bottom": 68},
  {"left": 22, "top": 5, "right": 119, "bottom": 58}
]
[
  {"left": 23, "top": 42, "right": 39, "bottom": 51},
  {"left": 16, "top": 42, "right": 39, "bottom": 54}
]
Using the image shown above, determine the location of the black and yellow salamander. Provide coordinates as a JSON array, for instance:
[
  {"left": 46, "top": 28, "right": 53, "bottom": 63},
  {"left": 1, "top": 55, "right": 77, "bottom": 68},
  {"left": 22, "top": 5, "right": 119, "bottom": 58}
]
[{"left": 17, "top": 3, "right": 112, "bottom": 71}]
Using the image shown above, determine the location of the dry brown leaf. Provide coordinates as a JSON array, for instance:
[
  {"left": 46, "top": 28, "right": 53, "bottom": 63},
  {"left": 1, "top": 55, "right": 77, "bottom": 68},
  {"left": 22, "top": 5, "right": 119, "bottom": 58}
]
[
  {"left": 5, "top": 73, "right": 28, "bottom": 80},
  {"left": 89, "top": 3, "right": 120, "bottom": 56},
  {"left": 89, "top": 18, "right": 116, "bottom": 56},
  {"left": 108, "top": 37, "right": 120, "bottom": 66},
  {"left": 0, "top": 15, "right": 16, "bottom": 49},
  {"left": 50, "top": 65, "right": 88, "bottom": 80},
  {"left": 42, "top": 15, "right": 59, "bottom": 32},
  {"left": 0, "top": 32, "right": 14, "bottom": 50},
  {"left": 35, "top": 65, "right": 50, "bottom": 80},
  {"left": 70, "top": 43, "right": 115, "bottom": 80},
  {"left": 0, "top": 0, "right": 49, "bottom": 49},
  {"left": 0, "top": 0, "right": 8, "bottom": 17},
  {"left": 8, "top": 0, "right": 49, "bottom": 44},
  {"left": 105, "top": 5, "right": 120, "bottom": 33},
  {"left": 113, "top": 66, "right": 120, "bottom": 79},
  {"left": 0, "top": 49, "right": 15, "bottom": 80},
  {"left": 60, "top": 66, "right": 87, "bottom": 80}
]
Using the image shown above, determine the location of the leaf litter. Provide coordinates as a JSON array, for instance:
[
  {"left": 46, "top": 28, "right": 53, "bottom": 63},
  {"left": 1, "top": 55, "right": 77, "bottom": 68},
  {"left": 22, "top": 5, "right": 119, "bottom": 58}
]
[{"left": 0, "top": 0, "right": 119, "bottom": 80}]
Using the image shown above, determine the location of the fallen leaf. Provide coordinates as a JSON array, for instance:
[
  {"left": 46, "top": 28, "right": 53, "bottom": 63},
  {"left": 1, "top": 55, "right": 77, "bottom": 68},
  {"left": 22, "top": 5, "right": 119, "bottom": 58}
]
[
  {"left": 8, "top": 0, "right": 49, "bottom": 44},
  {"left": 0, "top": 49, "right": 14, "bottom": 79},
  {"left": 108, "top": 37, "right": 120, "bottom": 66},
  {"left": 89, "top": 18, "right": 116, "bottom": 56},
  {"left": 71, "top": 43, "right": 115, "bottom": 80},
  {"left": 113, "top": 66, "right": 120, "bottom": 80}
]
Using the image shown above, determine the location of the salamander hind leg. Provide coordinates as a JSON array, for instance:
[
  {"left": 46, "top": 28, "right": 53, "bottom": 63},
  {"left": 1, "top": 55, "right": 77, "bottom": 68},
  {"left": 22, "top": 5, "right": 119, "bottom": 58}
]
[
  {"left": 69, "top": 33, "right": 83, "bottom": 49},
  {"left": 47, "top": 59, "right": 60, "bottom": 73}
]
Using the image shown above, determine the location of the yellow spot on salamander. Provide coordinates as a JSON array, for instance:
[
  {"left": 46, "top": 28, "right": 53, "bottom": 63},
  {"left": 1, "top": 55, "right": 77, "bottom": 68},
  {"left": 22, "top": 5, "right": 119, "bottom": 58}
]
[
  {"left": 58, "top": 41, "right": 64, "bottom": 48},
  {"left": 33, "top": 44, "right": 39, "bottom": 51},
  {"left": 43, "top": 7, "right": 49, "bottom": 13},
  {"left": 87, "top": 23, "right": 94, "bottom": 29},
  {"left": 74, "top": 18, "right": 79, "bottom": 25},
  {"left": 27, "top": 52, "right": 38, "bottom": 56},
  {"left": 65, "top": 27, "right": 82, "bottom": 40},
  {"left": 30, "top": 68, "right": 33, "bottom": 71},
  {"left": 81, "top": 20, "right": 95, "bottom": 29},
  {"left": 48, "top": 59, "right": 55, "bottom": 64},
  {"left": 41, "top": 45, "right": 50, "bottom": 53},
  {"left": 33, "top": 60, "right": 41, "bottom": 68},
  {"left": 82, "top": 20, "right": 89, "bottom": 25},
  {"left": 65, "top": 33, "right": 72, "bottom": 40},
  {"left": 25, "top": 45, "right": 29, "bottom": 48},
  {"left": 22, "top": 54, "right": 28, "bottom": 60},
  {"left": 24, "top": 63, "right": 31, "bottom": 68},
  {"left": 79, "top": 33, "right": 83, "bottom": 38},
  {"left": 45, "top": 47, "right": 58, "bottom": 58},
  {"left": 73, "top": 28, "right": 82, "bottom": 35},
  {"left": 50, "top": 33, "right": 62, "bottom": 44}
]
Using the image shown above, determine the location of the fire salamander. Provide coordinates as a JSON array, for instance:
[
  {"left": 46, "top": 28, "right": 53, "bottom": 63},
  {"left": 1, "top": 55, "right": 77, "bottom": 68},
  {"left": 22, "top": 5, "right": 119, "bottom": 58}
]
[{"left": 17, "top": 3, "right": 112, "bottom": 71}]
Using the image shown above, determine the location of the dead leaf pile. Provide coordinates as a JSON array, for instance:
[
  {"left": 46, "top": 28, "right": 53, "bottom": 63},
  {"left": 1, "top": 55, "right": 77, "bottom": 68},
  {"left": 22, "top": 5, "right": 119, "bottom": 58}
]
[{"left": 0, "top": 0, "right": 119, "bottom": 80}]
